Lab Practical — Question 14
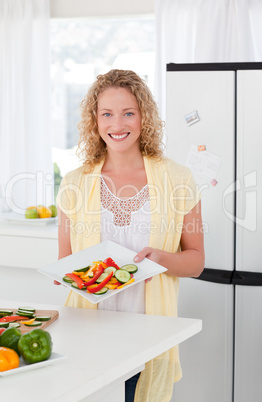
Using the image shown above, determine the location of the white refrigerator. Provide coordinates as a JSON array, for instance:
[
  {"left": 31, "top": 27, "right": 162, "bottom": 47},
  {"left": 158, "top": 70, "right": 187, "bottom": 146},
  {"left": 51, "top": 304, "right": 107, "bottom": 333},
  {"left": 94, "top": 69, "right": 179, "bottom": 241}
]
[{"left": 166, "top": 63, "right": 262, "bottom": 402}]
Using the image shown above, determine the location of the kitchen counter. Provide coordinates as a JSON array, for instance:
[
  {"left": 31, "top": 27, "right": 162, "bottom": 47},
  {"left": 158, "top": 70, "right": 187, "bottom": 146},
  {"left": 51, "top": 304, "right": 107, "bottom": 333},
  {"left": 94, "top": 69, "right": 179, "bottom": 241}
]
[{"left": 0, "top": 300, "right": 202, "bottom": 402}]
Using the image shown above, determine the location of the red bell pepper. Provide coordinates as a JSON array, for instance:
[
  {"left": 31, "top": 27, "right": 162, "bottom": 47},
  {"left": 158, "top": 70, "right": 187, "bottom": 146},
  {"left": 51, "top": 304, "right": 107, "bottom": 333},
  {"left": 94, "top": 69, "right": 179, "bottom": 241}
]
[
  {"left": 65, "top": 273, "right": 85, "bottom": 289},
  {"left": 0, "top": 328, "right": 6, "bottom": 335},
  {"left": 0, "top": 315, "right": 31, "bottom": 323},
  {"left": 103, "top": 257, "right": 120, "bottom": 270},
  {"left": 83, "top": 264, "right": 104, "bottom": 286},
  {"left": 87, "top": 271, "right": 114, "bottom": 293}
]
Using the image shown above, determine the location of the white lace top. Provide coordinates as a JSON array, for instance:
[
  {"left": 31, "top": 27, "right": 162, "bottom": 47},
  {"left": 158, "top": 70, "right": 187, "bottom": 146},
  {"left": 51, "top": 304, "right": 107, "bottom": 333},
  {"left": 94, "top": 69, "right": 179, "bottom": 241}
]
[{"left": 98, "top": 176, "right": 151, "bottom": 314}]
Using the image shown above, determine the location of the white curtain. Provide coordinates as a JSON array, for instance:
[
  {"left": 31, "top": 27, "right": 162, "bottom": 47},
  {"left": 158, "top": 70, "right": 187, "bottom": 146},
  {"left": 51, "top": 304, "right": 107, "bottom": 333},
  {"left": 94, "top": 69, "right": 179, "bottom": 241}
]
[
  {"left": 0, "top": 0, "right": 53, "bottom": 213},
  {"left": 155, "top": 0, "right": 262, "bottom": 119}
]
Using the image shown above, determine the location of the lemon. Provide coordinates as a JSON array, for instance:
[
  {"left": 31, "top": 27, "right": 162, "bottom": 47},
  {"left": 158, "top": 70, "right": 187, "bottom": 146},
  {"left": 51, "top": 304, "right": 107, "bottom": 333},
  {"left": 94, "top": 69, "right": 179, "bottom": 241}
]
[
  {"left": 37, "top": 206, "right": 52, "bottom": 219},
  {"left": 48, "top": 205, "right": 57, "bottom": 218},
  {"left": 25, "top": 208, "right": 38, "bottom": 219}
]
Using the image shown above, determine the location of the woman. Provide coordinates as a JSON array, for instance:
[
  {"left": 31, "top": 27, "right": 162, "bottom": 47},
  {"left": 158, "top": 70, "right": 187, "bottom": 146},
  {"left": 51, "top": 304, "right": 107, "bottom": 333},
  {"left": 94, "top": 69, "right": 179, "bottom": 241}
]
[{"left": 56, "top": 69, "right": 204, "bottom": 402}]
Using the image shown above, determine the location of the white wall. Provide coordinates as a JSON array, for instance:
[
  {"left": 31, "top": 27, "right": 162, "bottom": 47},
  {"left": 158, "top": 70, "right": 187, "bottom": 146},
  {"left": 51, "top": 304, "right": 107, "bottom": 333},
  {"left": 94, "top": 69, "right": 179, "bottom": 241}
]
[{"left": 50, "top": 0, "right": 154, "bottom": 18}]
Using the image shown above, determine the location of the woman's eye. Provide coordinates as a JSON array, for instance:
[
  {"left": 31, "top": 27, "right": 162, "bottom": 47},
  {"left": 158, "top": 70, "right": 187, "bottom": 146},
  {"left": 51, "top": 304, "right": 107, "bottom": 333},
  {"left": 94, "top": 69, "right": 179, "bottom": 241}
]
[
  {"left": 103, "top": 113, "right": 111, "bottom": 117},
  {"left": 125, "top": 112, "right": 133, "bottom": 116}
]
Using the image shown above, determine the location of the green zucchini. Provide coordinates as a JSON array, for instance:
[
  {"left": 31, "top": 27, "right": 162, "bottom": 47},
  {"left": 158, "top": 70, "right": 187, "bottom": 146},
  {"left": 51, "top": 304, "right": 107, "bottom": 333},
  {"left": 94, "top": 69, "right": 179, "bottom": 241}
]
[
  {"left": 96, "top": 272, "right": 110, "bottom": 283},
  {"left": 104, "top": 266, "right": 117, "bottom": 275},
  {"left": 71, "top": 281, "right": 86, "bottom": 290},
  {"left": 114, "top": 269, "right": 131, "bottom": 284},
  {"left": 35, "top": 316, "right": 51, "bottom": 322},
  {"left": 0, "top": 310, "right": 13, "bottom": 317},
  {"left": 121, "top": 264, "right": 138, "bottom": 274},
  {"left": 24, "top": 321, "right": 42, "bottom": 327},
  {"left": 63, "top": 275, "right": 74, "bottom": 283},
  {"left": 16, "top": 310, "right": 35, "bottom": 318},
  {"left": 18, "top": 306, "right": 35, "bottom": 313},
  {"left": 8, "top": 322, "right": 20, "bottom": 328},
  {"left": 94, "top": 287, "right": 108, "bottom": 295},
  {"left": 0, "top": 322, "right": 9, "bottom": 328},
  {"left": 73, "top": 266, "right": 90, "bottom": 273}
]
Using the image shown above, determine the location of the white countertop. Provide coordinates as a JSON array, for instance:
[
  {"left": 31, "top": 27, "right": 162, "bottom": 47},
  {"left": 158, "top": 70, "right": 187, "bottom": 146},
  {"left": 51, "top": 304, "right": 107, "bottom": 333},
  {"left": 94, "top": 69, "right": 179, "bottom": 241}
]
[{"left": 0, "top": 300, "right": 202, "bottom": 402}]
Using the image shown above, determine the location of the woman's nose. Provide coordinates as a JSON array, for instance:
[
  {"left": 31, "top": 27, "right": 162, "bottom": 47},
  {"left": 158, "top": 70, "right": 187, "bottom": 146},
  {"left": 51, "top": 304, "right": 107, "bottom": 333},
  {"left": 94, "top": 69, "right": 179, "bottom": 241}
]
[{"left": 111, "top": 115, "right": 124, "bottom": 132}]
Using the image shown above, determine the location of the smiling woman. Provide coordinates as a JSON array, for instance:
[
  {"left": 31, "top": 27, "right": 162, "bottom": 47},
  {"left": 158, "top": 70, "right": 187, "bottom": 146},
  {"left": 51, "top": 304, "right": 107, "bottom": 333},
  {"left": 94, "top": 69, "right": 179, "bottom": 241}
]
[{"left": 55, "top": 69, "right": 204, "bottom": 402}]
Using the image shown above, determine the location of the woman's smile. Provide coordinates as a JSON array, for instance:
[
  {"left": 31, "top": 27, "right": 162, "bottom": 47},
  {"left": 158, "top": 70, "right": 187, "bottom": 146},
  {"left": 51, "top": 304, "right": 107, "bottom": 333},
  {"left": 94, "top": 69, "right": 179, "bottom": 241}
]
[{"left": 108, "top": 132, "right": 130, "bottom": 140}]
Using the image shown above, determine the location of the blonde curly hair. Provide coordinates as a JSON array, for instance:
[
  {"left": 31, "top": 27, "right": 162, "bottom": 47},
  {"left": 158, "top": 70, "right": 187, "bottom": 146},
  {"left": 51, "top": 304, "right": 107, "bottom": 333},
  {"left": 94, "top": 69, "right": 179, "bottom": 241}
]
[{"left": 77, "top": 69, "right": 165, "bottom": 171}]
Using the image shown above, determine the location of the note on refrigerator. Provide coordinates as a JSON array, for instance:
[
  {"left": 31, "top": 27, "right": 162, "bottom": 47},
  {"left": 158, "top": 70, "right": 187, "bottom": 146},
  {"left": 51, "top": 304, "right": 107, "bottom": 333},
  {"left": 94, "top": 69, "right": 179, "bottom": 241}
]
[{"left": 186, "top": 145, "right": 221, "bottom": 180}]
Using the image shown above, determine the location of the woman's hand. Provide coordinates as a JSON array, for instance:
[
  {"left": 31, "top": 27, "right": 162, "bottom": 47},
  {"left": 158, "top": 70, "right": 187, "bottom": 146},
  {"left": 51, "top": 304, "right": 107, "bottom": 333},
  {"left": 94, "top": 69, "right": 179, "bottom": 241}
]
[{"left": 133, "top": 247, "right": 161, "bottom": 283}]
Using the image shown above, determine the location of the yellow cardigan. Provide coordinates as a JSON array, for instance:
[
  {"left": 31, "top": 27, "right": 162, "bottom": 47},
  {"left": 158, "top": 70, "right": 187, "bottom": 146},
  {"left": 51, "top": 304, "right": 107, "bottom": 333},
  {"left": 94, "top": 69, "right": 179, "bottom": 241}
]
[{"left": 57, "top": 156, "right": 200, "bottom": 402}]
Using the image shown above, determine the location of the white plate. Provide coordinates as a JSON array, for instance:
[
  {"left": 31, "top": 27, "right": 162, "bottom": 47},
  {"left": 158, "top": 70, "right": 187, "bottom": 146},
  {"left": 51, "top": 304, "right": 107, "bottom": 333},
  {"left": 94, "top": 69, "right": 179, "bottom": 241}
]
[
  {"left": 1, "top": 212, "right": 57, "bottom": 225},
  {"left": 0, "top": 352, "right": 67, "bottom": 377},
  {"left": 38, "top": 240, "right": 167, "bottom": 304}
]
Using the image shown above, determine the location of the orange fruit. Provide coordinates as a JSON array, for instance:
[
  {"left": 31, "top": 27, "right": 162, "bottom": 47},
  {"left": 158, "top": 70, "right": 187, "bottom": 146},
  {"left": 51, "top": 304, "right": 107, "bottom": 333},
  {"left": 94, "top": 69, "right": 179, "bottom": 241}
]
[
  {"left": 37, "top": 206, "right": 52, "bottom": 219},
  {"left": 0, "top": 347, "right": 20, "bottom": 372}
]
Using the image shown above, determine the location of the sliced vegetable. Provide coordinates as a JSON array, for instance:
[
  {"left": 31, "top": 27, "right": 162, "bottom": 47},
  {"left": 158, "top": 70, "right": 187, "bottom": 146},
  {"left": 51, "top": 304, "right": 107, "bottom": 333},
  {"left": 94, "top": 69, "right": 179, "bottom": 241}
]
[
  {"left": 16, "top": 310, "right": 35, "bottom": 318},
  {"left": 94, "top": 287, "right": 109, "bottom": 295},
  {"left": 24, "top": 321, "right": 42, "bottom": 327},
  {"left": 63, "top": 275, "right": 74, "bottom": 283},
  {"left": 35, "top": 316, "right": 51, "bottom": 322},
  {"left": 8, "top": 323, "right": 20, "bottom": 328},
  {"left": 0, "top": 323, "right": 9, "bottom": 328},
  {"left": 121, "top": 264, "right": 138, "bottom": 274},
  {"left": 104, "top": 266, "right": 117, "bottom": 275},
  {"left": 83, "top": 264, "right": 104, "bottom": 286},
  {"left": 21, "top": 318, "right": 36, "bottom": 325},
  {"left": 0, "top": 315, "right": 31, "bottom": 323},
  {"left": 117, "top": 278, "right": 135, "bottom": 289},
  {"left": 0, "top": 310, "right": 13, "bottom": 317},
  {"left": 103, "top": 257, "right": 120, "bottom": 270},
  {"left": 0, "top": 328, "right": 6, "bottom": 335},
  {"left": 95, "top": 272, "right": 110, "bottom": 283},
  {"left": 71, "top": 281, "right": 86, "bottom": 290},
  {"left": 73, "top": 266, "right": 90, "bottom": 273},
  {"left": 114, "top": 269, "right": 131, "bottom": 284},
  {"left": 65, "top": 273, "right": 85, "bottom": 289},
  {"left": 18, "top": 306, "right": 35, "bottom": 313},
  {"left": 87, "top": 271, "right": 114, "bottom": 293}
]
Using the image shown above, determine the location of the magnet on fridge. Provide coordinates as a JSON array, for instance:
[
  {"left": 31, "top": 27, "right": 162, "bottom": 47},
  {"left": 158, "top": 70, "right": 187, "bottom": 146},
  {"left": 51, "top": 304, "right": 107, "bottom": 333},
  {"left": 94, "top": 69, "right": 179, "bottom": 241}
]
[
  {"left": 210, "top": 179, "right": 218, "bottom": 186},
  {"left": 184, "top": 110, "right": 200, "bottom": 126},
  {"left": 197, "top": 145, "right": 206, "bottom": 152}
]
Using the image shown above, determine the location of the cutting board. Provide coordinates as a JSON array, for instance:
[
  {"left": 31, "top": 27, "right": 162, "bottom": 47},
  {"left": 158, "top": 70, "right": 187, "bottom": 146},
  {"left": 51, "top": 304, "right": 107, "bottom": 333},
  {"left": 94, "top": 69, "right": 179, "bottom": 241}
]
[{"left": 0, "top": 309, "right": 59, "bottom": 334}]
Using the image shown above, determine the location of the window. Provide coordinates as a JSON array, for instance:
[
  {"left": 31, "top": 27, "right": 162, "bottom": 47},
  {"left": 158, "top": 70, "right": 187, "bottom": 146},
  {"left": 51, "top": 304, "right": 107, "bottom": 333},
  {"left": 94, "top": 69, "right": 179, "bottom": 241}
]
[{"left": 50, "top": 16, "right": 155, "bottom": 180}]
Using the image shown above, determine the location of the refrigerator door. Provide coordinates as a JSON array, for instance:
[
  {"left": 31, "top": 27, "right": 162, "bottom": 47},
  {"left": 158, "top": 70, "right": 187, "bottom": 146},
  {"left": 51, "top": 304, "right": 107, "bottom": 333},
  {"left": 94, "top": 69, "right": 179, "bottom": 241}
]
[
  {"left": 234, "top": 69, "right": 262, "bottom": 402},
  {"left": 236, "top": 69, "right": 262, "bottom": 273},
  {"left": 166, "top": 70, "right": 235, "bottom": 270},
  {"left": 171, "top": 278, "right": 234, "bottom": 402},
  {"left": 234, "top": 286, "right": 262, "bottom": 402}
]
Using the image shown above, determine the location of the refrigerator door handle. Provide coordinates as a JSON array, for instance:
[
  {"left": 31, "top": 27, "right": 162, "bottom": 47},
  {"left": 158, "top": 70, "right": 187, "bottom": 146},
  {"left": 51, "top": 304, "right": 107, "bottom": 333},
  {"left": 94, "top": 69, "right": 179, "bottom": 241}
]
[{"left": 232, "top": 270, "right": 262, "bottom": 286}]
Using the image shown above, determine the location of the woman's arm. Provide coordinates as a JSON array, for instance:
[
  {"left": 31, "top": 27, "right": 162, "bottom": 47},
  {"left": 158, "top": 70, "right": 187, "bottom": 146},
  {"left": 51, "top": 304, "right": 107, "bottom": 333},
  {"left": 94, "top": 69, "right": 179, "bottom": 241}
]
[
  {"left": 134, "top": 200, "right": 205, "bottom": 278},
  {"left": 58, "top": 206, "right": 72, "bottom": 259}
]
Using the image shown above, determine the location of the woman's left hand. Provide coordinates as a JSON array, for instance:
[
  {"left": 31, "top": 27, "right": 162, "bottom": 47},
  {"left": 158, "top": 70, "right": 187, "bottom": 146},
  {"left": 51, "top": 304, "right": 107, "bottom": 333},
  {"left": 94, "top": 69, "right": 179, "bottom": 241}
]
[{"left": 133, "top": 247, "right": 161, "bottom": 283}]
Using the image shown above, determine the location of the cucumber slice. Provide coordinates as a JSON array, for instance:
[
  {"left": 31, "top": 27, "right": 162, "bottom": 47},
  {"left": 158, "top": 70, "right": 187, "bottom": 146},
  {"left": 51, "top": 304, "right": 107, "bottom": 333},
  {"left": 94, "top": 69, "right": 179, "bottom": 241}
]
[
  {"left": 0, "top": 322, "right": 9, "bottom": 328},
  {"left": 0, "top": 310, "right": 13, "bottom": 317},
  {"left": 104, "top": 266, "right": 117, "bottom": 275},
  {"left": 121, "top": 264, "right": 138, "bottom": 274},
  {"left": 114, "top": 269, "right": 131, "bottom": 284},
  {"left": 24, "top": 321, "right": 42, "bottom": 327},
  {"left": 35, "top": 316, "right": 51, "bottom": 322},
  {"left": 74, "top": 266, "right": 90, "bottom": 273},
  {"left": 9, "top": 322, "right": 20, "bottom": 328},
  {"left": 63, "top": 275, "right": 74, "bottom": 283},
  {"left": 18, "top": 306, "right": 35, "bottom": 313},
  {"left": 71, "top": 281, "right": 87, "bottom": 290},
  {"left": 94, "top": 287, "right": 108, "bottom": 295},
  {"left": 16, "top": 310, "right": 35, "bottom": 318},
  {"left": 96, "top": 272, "right": 109, "bottom": 283}
]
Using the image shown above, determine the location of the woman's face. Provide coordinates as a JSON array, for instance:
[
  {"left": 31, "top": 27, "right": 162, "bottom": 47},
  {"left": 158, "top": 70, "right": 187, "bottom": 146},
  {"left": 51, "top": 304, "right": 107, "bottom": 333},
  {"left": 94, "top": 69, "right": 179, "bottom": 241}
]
[{"left": 97, "top": 87, "right": 142, "bottom": 156}]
